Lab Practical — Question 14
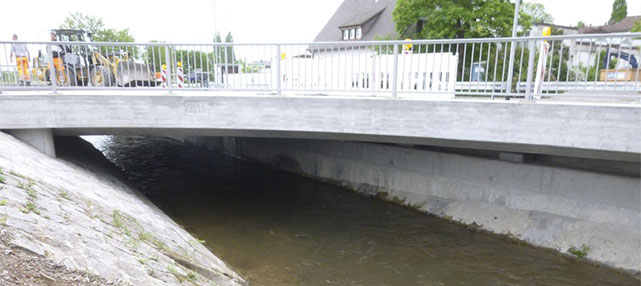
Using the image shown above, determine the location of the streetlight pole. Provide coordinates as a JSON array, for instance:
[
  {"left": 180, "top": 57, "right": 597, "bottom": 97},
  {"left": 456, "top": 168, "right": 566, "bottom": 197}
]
[{"left": 504, "top": 0, "right": 520, "bottom": 99}]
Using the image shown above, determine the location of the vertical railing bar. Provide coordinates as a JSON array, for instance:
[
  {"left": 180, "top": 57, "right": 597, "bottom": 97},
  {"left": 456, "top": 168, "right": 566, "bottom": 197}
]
[
  {"left": 276, "top": 44, "right": 281, "bottom": 95},
  {"left": 583, "top": 39, "right": 594, "bottom": 93},
  {"left": 164, "top": 45, "right": 172, "bottom": 94},
  {"left": 556, "top": 39, "right": 564, "bottom": 94},
  {"left": 392, "top": 43, "right": 399, "bottom": 97},
  {"left": 492, "top": 43, "right": 499, "bottom": 99},
  {"left": 525, "top": 38, "right": 536, "bottom": 100}
]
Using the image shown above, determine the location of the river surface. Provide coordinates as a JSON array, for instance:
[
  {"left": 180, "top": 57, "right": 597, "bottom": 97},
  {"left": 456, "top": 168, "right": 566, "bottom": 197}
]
[{"left": 95, "top": 136, "right": 639, "bottom": 286}]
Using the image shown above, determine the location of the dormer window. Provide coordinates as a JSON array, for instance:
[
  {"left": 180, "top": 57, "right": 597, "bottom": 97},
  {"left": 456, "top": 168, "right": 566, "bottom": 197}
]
[{"left": 341, "top": 26, "right": 362, "bottom": 40}]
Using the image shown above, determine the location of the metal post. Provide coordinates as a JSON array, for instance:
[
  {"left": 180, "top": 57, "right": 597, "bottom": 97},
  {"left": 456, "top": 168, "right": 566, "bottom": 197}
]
[
  {"left": 505, "top": 0, "right": 520, "bottom": 96},
  {"left": 46, "top": 43, "right": 58, "bottom": 94},
  {"left": 276, "top": 44, "right": 282, "bottom": 96},
  {"left": 164, "top": 45, "right": 172, "bottom": 94},
  {"left": 391, "top": 43, "right": 399, "bottom": 98},
  {"left": 525, "top": 39, "right": 536, "bottom": 101}
]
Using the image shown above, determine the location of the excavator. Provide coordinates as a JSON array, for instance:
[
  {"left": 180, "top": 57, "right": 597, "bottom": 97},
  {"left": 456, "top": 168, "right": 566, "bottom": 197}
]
[{"left": 32, "top": 29, "right": 155, "bottom": 87}]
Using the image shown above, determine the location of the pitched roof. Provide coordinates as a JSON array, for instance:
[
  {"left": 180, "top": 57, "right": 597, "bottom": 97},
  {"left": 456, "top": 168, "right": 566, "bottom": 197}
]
[
  {"left": 579, "top": 15, "right": 641, "bottom": 34},
  {"left": 313, "top": 0, "right": 398, "bottom": 42}
]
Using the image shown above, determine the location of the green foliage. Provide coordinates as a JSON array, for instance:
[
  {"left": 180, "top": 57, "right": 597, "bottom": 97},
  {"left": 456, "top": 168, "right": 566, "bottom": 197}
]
[
  {"left": 568, "top": 244, "right": 591, "bottom": 258},
  {"left": 0, "top": 175, "right": 5, "bottom": 184},
  {"left": 631, "top": 19, "right": 641, "bottom": 32},
  {"left": 609, "top": 0, "right": 627, "bottom": 24},
  {"left": 393, "top": 0, "right": 532, "bottom": 40},
  {"left": 20, "top": 200, "right": 40, "bottom": 215},
  {"left": 146, "top": 31, "right": 237, "bottom": 74},
  {"left": 60, "top": 12, "right": 135, "bottom": 42},
  {"left": 0, "top": 200, "right": 6, "bottom": 206},
  {"left": 58, "top": 189, "right": 70, "bottom": 200},
  {"left": 577, "top": 21, "right": 586, "bottom": 28},
  {"left": 522, "top": 2, "right": 554, "bottom": 24}
]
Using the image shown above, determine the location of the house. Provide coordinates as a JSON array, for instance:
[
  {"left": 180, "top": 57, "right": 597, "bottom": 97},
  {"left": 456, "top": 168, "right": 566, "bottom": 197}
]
[
  {"left": 578, "top": 15, "right": 641, "bottom": 34},
  {"left": 286, "top": 0, "right": 456, "bottom": 96},
  {"left": 314, "top": 0, "right": 398, "bottom": 42}
]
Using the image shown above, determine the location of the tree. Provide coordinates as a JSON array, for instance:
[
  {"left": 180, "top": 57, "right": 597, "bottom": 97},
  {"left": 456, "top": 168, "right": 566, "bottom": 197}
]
[
  {"left": 393, "top": 0, "right": 532, "bottom": 40},
  {"left": 522, "top": 2, "right": 554, "bottom": 24},
  {"left": 393, "top": 0, "right": 532, "bottom": 81},
  {"left": 60, "top": 12, "right": 135, "bottom": 42},
  {"left": 609, "top": 0, "right": 627, "bottom": 24},
  {"left": 577, "top": 21, "right": 585, "bottom": 28},
  {"left": 631, "top": 19, "right": 641, "bottom": 32}
]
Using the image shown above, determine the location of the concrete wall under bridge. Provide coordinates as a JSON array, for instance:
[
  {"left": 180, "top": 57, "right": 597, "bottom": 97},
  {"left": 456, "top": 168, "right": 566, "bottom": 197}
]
[{"left": 189, "top": 137, "right": 641, "bottom": 273}]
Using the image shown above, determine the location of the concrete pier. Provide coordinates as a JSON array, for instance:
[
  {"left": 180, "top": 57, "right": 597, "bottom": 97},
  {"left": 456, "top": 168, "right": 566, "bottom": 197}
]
[{"left": 8, "top": 129, "right": 56, "bottom": 157}]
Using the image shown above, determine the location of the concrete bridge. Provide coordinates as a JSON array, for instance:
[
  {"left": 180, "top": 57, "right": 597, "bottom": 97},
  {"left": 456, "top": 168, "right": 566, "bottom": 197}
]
[{"left": 1, "top": 34, "right": 640, "bottom": 272}]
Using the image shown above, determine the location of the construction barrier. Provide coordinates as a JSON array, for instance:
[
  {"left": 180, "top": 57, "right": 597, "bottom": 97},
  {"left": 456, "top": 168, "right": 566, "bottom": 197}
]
[
  {"left": 176, "top": 62, "right": 184, "bottom": 88},
  {"left": 161, "top": 64, "right": 167, "bottom": 88}
]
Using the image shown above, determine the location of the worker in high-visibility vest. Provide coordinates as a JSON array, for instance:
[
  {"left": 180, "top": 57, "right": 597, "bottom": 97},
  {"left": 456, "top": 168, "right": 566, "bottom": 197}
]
[{"left": 10, "top": 34, "right": 31, "bottom": 85}]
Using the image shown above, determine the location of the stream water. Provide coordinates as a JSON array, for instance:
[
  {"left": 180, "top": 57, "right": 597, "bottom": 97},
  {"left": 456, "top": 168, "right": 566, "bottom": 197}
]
[{"left": 95, "top": 136, "right": 639, "bottom": 286}]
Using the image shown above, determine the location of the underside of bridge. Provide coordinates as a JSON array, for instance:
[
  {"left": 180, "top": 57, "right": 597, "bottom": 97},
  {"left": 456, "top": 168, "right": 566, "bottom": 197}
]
[{"left": 1, "top": 94, "right": 640, "bottom": 271}]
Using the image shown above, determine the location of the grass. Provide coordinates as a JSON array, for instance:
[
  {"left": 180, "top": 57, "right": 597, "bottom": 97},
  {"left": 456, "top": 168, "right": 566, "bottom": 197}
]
[
  {"left": 9, "top": 170, "right": 25, "bottom": 179},
  {"left": 0, "top": 199, "right": 6, "bottom": 206},
  {"left": 20, "top": 200, "right": 40, "bottom": 215},
  {"left": 112, "top": 210, "right": 125, "bottom": 229},
  {"left": 0, "top": 175, "right": 5, "bottom": 184},
  {"left": 568, "top": 244, "right": 591, "bottom": 258},
  {"left": 0, "top": 214, "right": 6, "bottom": 225},
  {"left": 58, "top": 189, "right": 70, "bottom": 200}
]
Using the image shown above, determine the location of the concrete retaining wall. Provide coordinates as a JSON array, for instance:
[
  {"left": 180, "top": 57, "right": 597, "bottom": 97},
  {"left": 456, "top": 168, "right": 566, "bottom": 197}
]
[{"left": 205, "top": 137, "right": 641, "bottom": 272}]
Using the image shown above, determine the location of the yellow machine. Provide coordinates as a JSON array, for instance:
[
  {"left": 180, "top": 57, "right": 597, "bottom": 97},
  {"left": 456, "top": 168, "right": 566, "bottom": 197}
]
[{"left": 38, "top": 29, "right": 155, "bottom": 87}]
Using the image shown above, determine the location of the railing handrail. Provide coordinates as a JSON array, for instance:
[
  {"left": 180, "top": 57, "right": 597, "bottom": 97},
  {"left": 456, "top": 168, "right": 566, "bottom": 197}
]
[{"left": 1, "top": 32, "right": 639, "bottom": 47}]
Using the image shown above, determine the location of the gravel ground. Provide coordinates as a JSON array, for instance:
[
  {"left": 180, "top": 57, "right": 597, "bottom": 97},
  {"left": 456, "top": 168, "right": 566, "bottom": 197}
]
[{"left": 0, "top": 229, "right": 127, "bottom": 286}]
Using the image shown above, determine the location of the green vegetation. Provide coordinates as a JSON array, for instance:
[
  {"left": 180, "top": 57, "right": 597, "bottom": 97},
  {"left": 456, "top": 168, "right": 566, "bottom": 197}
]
[
  {"left": 60, "top": 12, "right": 135, "bottom": 42},
  {"left": 137, "top": 258, "right": 148, "bottom": 265},
  {"left": 522, "top": 2, "right": 554, "bottom": 24},
  {"left": 568, "top": 244, "right": 591, "bottom": 258},
  {"left": 0, "top": 176, "right": 5, "bottom": 184},
  {"left": 20, "top": 200, "right": 40, "bottom": 215},
  {"left": 393, "top": 0, "right": 532, "bottom": 40},
  {"left": 58, "top": 189, "right": 70, "bottom": 200},
  {"left": 9, "top": 170, "right": 26, "bottom": 179},
  {"left": 632, "top": 19, "right": 641, "bottom": 33},
  {"left": 609, "top": 0, "right": 627, "bottom": 24},
  {"left": 0, "top": 200, "right": 6, "bottom": 206},
  {"left": 112, "top": 210, "right": 125, "bottom": 229}
]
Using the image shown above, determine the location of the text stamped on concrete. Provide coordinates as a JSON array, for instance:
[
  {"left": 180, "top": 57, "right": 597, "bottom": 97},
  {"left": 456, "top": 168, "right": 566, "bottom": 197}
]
[{"left": 184, "top": 101, "right": 208, "bottom": 114}]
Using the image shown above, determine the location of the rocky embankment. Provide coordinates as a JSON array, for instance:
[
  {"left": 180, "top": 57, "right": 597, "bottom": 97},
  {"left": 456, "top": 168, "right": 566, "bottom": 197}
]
[{"left": 0, "top": 132, "right": 244, "bottom": 285}]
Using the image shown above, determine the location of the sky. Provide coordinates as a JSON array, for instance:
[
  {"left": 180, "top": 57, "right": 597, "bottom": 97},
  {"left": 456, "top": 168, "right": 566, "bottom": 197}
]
[{"left": 1, "top": 0, "right": 640, "bottom": 43}]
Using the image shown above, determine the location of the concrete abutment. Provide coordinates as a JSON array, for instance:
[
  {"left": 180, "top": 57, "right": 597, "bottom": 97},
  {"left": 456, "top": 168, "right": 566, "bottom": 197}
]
[{"left": 7, "top": 129, "right": 56, "bottom": 157}]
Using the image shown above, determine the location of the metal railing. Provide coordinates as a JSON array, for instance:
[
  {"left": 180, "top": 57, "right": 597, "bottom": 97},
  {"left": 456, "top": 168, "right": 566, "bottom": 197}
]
[{"left": 0, "top": 33, "right": 639, "bottom": 100}]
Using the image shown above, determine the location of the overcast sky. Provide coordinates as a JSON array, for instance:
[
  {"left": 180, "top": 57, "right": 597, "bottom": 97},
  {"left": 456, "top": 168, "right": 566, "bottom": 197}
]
[{"left": 1, "top": 0, "right": 640, "bottom": 43}]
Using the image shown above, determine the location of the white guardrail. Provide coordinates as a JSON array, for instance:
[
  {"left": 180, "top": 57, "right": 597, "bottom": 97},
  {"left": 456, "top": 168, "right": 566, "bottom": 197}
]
[{"left": 0, "top": 33, "right": 639, "bottom": 100}]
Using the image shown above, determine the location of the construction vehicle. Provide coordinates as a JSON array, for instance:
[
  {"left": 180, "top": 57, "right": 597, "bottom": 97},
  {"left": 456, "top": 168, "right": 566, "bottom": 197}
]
[
  {"left": 599, "top": 48, "right": 640, "bottom": 82},
  {"left": 38, "top": 29, "right": 155, "bottom": 87}
]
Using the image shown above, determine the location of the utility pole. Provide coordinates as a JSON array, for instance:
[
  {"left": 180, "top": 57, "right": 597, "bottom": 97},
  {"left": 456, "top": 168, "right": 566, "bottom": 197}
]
[{"left": 504, "top": 0, "right": 520, "bottom": 99}]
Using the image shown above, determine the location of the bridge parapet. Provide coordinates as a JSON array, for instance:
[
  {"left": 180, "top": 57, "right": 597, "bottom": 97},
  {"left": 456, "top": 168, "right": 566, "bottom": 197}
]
[{"left": 1, "top": 33, "right": 640, "bottom": 101}]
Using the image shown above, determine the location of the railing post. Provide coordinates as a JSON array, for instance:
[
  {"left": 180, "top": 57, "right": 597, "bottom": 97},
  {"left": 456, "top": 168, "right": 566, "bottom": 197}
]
[
  {"left": 46, "top": 43, "right": 58, "bottom": 94},
  {"left": 391, "top": 43, "right": 399, "bottom": 98},
  {"left": 276, "top": 44, "right": 282, "bottom": 96},
  {"left": 505, "top": 40, "right": 517, "bottom": 96},
  {"left": 164, "top": 45, "right": 172, "bottom": 95},
  {"left": 525, "top": 39, "right": 536, "bottom": 101}
]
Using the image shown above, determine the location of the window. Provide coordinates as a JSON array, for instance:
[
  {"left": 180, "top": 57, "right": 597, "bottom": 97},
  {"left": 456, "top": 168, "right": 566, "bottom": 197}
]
[
  {"left": 343, "top": 29, "right": 349, "bottom": 40},
  {"left": 356, "top": 27, "right": 362, "bottom": 39},
  {"left": 350, "top": 28, "right": 355, "bottom": 39}
]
